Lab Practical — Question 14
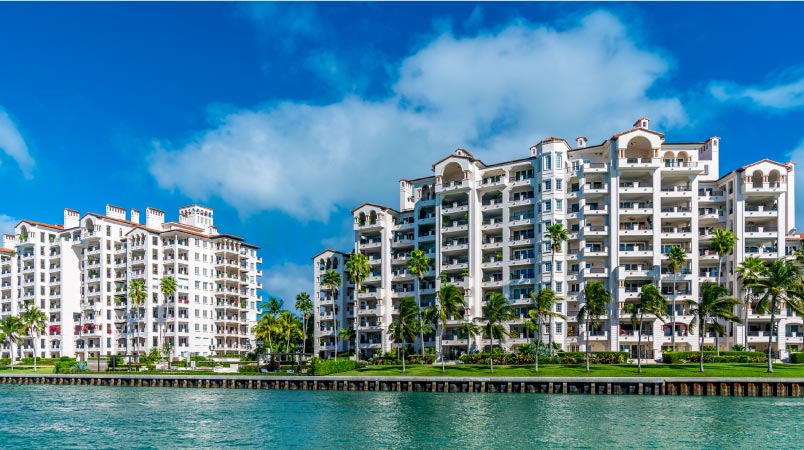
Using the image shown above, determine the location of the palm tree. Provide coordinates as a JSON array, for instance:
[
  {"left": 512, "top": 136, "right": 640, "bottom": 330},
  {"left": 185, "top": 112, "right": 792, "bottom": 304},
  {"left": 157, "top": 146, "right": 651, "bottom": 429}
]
[
  {"left": 623, "top": 284, "right": 668, "bottom": 373},
  {"left": 128, "top": 278, "right": 147, "bottom": 357},
  {"left": 736, "top": 257, "right": 767, "bottom": 349},
  {"left": 753, "top": 259, "right": 804, "bottom": 373},
  {"left": 529, "top": 289, "right": 566, "bottom": 372},
  {"left": 688, "top": 282, "right": 741, "bottom": 372},
  {"left": 321, "top": 269, "right": 342, "bottom": 360},
  {"left": 346, "top": 251, "right": 371, "bottom": 360},
  {"left": 0, "top": 315, "right": 24, "bottom": 371},
  {"left": 21, "top": 306, "right": 47, "bottom": 372},
  {"left": 262, "top": 297, "right": 284, "bottom": 357},
  {"left": 545, "top": 223, "right": 569, "bottom": 344},
  {"left": 457, "top": 320, "right": 481, "bottom": 358},
  {"left": 434, "top": 284, "right": 465, "bottom": 372},
  {"left": 483, "top": 292, "right": 513, "bottom": 374},
  {"left": 276, "top": 310, "right": 303, "bottom": 353},
  {"left": 667, "top": 245, "right": 687, "bottom": 351},
  {"left": 711, "top": 228, "right": 737, "bottom": 287},
  {"left": 159, "top": 275, "right": 176, "bottom": 355},
  {"left": 253, "top": 315, "right": 276, "bottom": 355},
  {"left": 295, "top": 292, "right": 313, "bottom": 355},
  {"left": 338, "top": 327, "right": 355, "bottom": 356},
  {"left": 407, "top": 248, "right": 431, "bottom": 357},
  {"left": 387, "top": 296, "right": 419, "bottom": 373},
  {"left": 577, "top": 281, "right": 612, "bottom": 373}
]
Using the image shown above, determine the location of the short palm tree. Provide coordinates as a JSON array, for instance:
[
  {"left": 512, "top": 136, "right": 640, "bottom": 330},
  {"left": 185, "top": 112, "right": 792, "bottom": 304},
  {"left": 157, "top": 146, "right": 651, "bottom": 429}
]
[
  {"left": 0, "top": 315, "right": 24, "bottom": 371},
  {"left": 528, "top": 288, "right": 566, "bottom": 371},
  {"left": 736, "top": 257, "right": 767, "bottom": 349},
  {"left": 483, "top": 292, "right": 513, "bottom": 374},
  {"left": 578, "top": 281, "right": 612, "bottom": 373},
  {"left": 262, "top": 297, "right": 284, "bottom": 356},
  {"left": 21, "top": 306, "right": 48, "bottom": 372},
  {"left": 623, "top": 284, "right": 668, "bottom": 373},
  {"left": 457, "top": 320, "right": 481, "bottom": 357},
  {"left": 320, "top": 269, "right": 342, "bottom": 359},
  {"left": 128, "top": 278, "right": 147, "bottom": 356},
  {"left": 407, "top": 248, "right": 431, "bottom": 357},
  {"left": 346, "top": 251, "right": 370, "bottom": 360},
  {"left": 711, "top": 228, "right": 737, "bottom": 287},
  {"left": 667, "top": 245, "right": 687, "bottom": 351},
  {"left": 295, "top": 292, "right": 314, "bottom": 355},
  {"left": 253, "top": 315, "right": 277, "bottom": 355},
  {"left": 688, "top": 282, "right": 741, "bottom": 372},
  {"left": 545, "top": 223, "right": 569, "bottom": 282},
  {"left": 752, "top": 259, "right": 804, "bottom": 373},
  {"left": 435, "top": 284, "right": 465, "bottom": 372},
  {"left": 159, "top": 275, "right": 176, "bottom": 354},
  {"left": 338, "top": 326, "right": 356, "bottom": 356},
  {"left": 276, "top": 310, "right": 303, "bottom": 353},
  {"left": 388, "top": 296, "right": 419, "bottom": 373}
]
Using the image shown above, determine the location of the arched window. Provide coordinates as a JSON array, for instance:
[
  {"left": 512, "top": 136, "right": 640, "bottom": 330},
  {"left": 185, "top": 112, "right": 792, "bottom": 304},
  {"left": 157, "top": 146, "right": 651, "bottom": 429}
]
[{"left": 751, "top": 170, "right": 764, "bottom": 189}]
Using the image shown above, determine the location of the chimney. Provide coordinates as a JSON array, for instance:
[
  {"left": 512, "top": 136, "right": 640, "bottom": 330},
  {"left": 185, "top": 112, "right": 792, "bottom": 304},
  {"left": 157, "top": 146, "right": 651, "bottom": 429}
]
[
  {"left": 105, "top": 204, "right": 126, "bottom": 220},
  {"left": 633, "top": 117, "right": 650, "bottom": 129},
  {"left": 575, "top": 136, "right": 587, "bottom": 148},
  {"left": 145, "top": 207, "right": 165, "bottom": 229},
  {"left": 130, "top": 209, "right": 140, "bottom": 224},
  {"left": 3, "top": 234, "right": 16, "bottom": 250},
  {"left": 63, "top": 209, "right": 80, "bottom": 229}
]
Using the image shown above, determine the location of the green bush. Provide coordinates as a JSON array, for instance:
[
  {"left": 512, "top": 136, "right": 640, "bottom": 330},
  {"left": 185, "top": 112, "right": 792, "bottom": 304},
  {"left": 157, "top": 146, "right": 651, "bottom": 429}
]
[
  {"left": 662, "top": 351, "right": 767, "bottom": 364},
  {"left": 54, "top": 358, "right": 79, "bottom": 374},
  {"left": 458, "top": 351, "right": 627, "bottom": 365},
  {"left": 790, "top": 353, "right": 804, "bottom": 364},
  {"left": 0, "top": 358, "right": 10, "bottom": 366},
  {"left": 311, "top": 359, "right": 365, "bottom": 376},
  {"left": 190, "top": 355, "right": 208, "bottom": 362}
]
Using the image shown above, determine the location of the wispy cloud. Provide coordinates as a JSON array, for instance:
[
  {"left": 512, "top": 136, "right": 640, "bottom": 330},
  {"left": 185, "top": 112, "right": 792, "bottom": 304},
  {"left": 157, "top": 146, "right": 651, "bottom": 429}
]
[
  {"left": 262, "top": 262, "right": 312, "bottom": 310},
  {"left": 709, "top": 68, "right": 804, "bottom": 110},
  {"left": 150, "top": 11, "right": 686, "bottom": 222},
  {"left": 0, "top": 107, "right": 34, "bottom": 179},
  {"left": 0, "top": 214, "right": 19, "bottom": 236},
  {"left": 238, "top": 3, "right": 320, "bottom": 50}
]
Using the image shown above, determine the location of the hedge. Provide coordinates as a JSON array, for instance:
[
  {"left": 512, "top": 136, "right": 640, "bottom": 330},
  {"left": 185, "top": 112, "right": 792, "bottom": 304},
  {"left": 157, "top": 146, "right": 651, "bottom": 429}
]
[
  {"left": 311, "top": 359, "right": 365, "bottom": 376},
  {"left": 662, "top": 351, "right": 767, "bottom": 364},
  {"left": 789, "top": 353, "right": 804, "bottom": 364},
  {"left": 458, "top": 351, "right": 628, "bottom": 365}
]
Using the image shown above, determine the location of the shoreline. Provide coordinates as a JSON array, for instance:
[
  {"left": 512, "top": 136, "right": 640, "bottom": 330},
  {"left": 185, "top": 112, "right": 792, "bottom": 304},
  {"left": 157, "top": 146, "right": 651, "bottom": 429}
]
[{"left": 5, "top": 373, "right": 804, "bottom": 396}]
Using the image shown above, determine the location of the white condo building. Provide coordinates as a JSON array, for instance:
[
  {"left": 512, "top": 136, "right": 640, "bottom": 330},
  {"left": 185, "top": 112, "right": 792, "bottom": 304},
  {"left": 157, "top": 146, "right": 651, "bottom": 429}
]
[
  {"left": 1, "top": 204, "right": 262, "bottom": 361},
  {"left": 313, "top": 118, "right": 800, "bottom": 361}
]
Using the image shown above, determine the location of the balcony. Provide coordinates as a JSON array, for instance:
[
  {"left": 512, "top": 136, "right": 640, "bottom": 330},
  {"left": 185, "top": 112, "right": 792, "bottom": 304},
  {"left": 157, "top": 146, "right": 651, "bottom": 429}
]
[
  {"left": 660, "top": 226, "right": 693, "bottom": 239},
  {"left": 442, "top": 201, "right": 469, "bottom": 214},
  {"left": 619, "top": 203, "right": 653, "bottom": 215},
  {"left": 584, "top": 225, "right": 607, "bottom": 237},
  {"left": 436, "top": 179, "right": 470, "bottom": 193},
  {"left": 743, "top": 182, "right": 785, "bottom": 195},
  {"left": 663, "top": 161, "right": 702, "bottom": 173},
  {"left": 744, "top": 205, "right": 778, "bottom": 218},
  {"left": 481, "top": 199, "right": 504, "bottom": 211},
  {"left": 698, "top": 189, "right": 725, "bottom": 203},
  {"left": 583, "top": 267, "right": 608, "bottom": 278},
  {"left": 479, "top": 176, "right": 506, "bottom": 190},
  {"left": 744, "top": 226, "right": 779, "bottom": 239},
  {"left": 619, "top": 181, "right": 653, "bottom": 194},
  {"left": 660, "top": 206, "right": 692, "bottom": 219},
  {"left": 481, "top": 217, "right": 504, "bottom": 230},
  {"left": 481, "top": 237, "right": 504, "bottom": 249},
  {"left": 583, "top": 205, "right": 608, "bottom": 215},
  {"left": 582, "top": 162, "right": 608, "bottom": 174},
  {"left": 619, "top": 158, "right": 660, "bottom": 170},
  {"left": 698, "top": 208, "right": 725, "bottom": 222}
]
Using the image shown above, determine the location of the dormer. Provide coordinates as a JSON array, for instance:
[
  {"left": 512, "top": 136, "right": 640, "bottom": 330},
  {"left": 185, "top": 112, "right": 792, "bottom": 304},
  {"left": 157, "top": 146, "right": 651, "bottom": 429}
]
[
  {"left": 634, "top": 117, "right": 650, "bottom": 129},
  {"left": 575, "top": 136, "right": 587, "bottom": 148}
]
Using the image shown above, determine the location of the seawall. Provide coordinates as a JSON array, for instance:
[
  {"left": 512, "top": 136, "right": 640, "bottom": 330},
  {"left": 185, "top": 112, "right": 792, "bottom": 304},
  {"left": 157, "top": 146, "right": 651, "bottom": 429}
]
[{"left": 4, "top": 374, "right": 804, "bottom": 396}]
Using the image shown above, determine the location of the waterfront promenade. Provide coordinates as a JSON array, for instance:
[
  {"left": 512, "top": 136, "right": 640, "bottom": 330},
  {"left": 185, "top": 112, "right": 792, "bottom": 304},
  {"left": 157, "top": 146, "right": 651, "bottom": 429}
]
[{"left": 4, "top": 373, "right": 804, "bottom": 397}]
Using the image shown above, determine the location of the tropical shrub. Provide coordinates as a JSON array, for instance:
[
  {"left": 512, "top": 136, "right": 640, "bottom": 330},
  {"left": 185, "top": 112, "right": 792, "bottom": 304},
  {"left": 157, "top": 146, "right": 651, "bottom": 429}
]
[
  {"left": 662, "top": 351, "right": 767, "bottom": 364},
  {"left": 732, "top": 344, "right": 746, "bottom": 351},
  {"left": 310, "top": 359, "right": 364, "bottom": 376},
  {"left": 789, "top": 353, "right": 804, "bottom": 364}
]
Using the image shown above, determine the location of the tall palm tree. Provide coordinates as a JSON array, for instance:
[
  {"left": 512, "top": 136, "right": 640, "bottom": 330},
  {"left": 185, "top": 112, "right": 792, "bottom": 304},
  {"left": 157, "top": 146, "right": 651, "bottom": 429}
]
[
  {"left": 667, "top": 245, "right": 687, "bottom": 351},
  {"left": 529, "top": 289, "right": 566, "bottom": 372},
  {"left": 711, "top": 228, "right": 738, "bottom": 287},
  {"left": 338, "top": 327, "right": 355, "bottom": 356},
  {"left": 262, "top": 297, "right": 284, "bottom": 357},
  {"left": 21, "top": 306, "right": 47, "bottom": 372},
  {"left": 295, "top": 292, "right": 313, "bottom": 355},
  {"left": 736, "top": 257, "right": 767, "bottom": 349},
  {"left": 753, "top": 259, "right": 804, "bottom": 373},
  {"left": 128, "top": 279, "right": 147, "bottom": 357},
  {"left": 483, "top": 292, "right": 513, "bottom": 374},
  {"left": 159, "top": 275, "right": 176, "bottom": 355},
  {"left": 388, "top": 296, "right": 419, "bottom": 373},
  {"left": 545, "top": 222, "right": 569, "bottom": 342},
  {"left": 346, "top": 251, "right": 371, "bottom": 360},
  {"left": 276, "top": 310, "right": 303, "bottom": 353},
  {"left": 434, "top": 284, "right": 465, "bottom": 372},
  {"left": 0, "top": 315, "right": 24, "bottom": 371},
  {"left": 253, "top": 315, "right": 276, "bottom": 355},
  {"left": 577, "top": 281, "right": 612, "bottom": 373},
  {"left": 407, "top": 248, "right": 431, "bottom": 357},
  {"left": 457, "top": 320, "right": 481, "bottom": 358},
  {"left": 623, "top": 284, "right": 668, "bottom": 373},
  {"left": 688, "top": 282, "right": 741, "bottom": 372},
  {"left": 321, "top": 269, "right": 342, "bottom": 360}
]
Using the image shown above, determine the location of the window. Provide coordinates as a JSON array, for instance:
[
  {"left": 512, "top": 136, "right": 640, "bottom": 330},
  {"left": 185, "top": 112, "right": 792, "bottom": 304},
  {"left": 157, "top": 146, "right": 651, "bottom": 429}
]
[
  {"left": 194, "top": 252, "right": 200, "bottom": 261},
  {"left": 556, "top": 153, "right": 563, "bottom": 169},
  {"left": 544, "top": 155, "right": 552, "bottom": 170},
  {"left": 571, "top": 160, "right": 580, "bottom": 171},
  {"left": 195, "top": 323, "right": 200, "bottom": 331},
  {"left": 556, "top": 199, "right": 563, "bottom": 210},
  {"left": 556, "top": 323, "right": 563, "bottom": 333},
  {"left": 556, "top": 261, "right": 562, "bottom": 271},
  {"left": 544, "top": 262, "right": 552, "bottom": 272},
  {"left": 556, "top": 179, "right": 563, "bottom": 190},
  {"left": 195, "top": 267, "right": 200, "bottom": 275},
  {"left": 555, "top": 282, "right": 562, "bottom": 293},
  {"left": 544, "top": 201, "right": 552, "bottom": 212},
  {"left": 544, "top": 180, "right": 552, "bottom": 191},
  {"left": 195, "top": 281, "right": 200, "bottom": 288},
  {"left": 555, "top": 303, "right": 562, "bottom": 313}
]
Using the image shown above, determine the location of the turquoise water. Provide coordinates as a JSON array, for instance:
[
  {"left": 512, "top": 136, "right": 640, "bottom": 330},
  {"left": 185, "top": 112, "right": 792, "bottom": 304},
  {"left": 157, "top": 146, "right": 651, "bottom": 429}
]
[{"left": 1, "top": 384, "right": 802, "bottom": 449}]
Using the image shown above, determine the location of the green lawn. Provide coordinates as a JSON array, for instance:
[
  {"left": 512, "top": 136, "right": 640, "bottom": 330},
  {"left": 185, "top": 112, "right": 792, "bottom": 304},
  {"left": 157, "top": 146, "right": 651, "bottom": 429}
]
[
  {"left": 336, "top": 363, "right": 804, "bottom": 378},
  {"left": 0, "top": 366, "right": 56, "bottom": 374}
]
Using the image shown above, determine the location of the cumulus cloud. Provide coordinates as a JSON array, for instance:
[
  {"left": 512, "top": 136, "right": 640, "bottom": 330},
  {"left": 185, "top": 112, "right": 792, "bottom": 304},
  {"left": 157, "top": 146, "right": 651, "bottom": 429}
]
[
  {"left": 709, "top": 70, "right": 804, "bottom": 110},
  {"left": 0, "top": 214, "right": 18, "bottom": 236},
  {"left": 0, "top": 107, "right": 34, "bottom": 179},
  {"left": 262, "top": 262, "right": 313, "bottom": 311},
  {"left": 150, "top": 11, "right": 686, "bottom": 221}
]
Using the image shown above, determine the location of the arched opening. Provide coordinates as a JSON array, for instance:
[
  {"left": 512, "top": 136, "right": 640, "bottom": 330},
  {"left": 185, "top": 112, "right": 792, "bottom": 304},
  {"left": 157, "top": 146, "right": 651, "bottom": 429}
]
[
  {"left": 442, "top": 162, "right": 464, "bottom": 185},
  {"left": 332, "top": 257, "right": 339, "bottom": 269},
  {"left": 325, "top": 259, "right": 332, "bottom": 270},
  {"left": 421, "top": 185, "right": 431, "bottom": 201},
  {"left": 624, "top": 136, "right": 653, "bottom": 161},
  {"left": 369, "top": 211, "right": 378, "bottom": 225},
  {"left": 677, "top": 151, "right": 690, "bottom": 163},
  {"left": 768, "top": 170, "right": 781, "bottom": 187},
  {"left": 358, "top": 212, "right": 366, "bottom": 226},
  {"left": 751, "top": 170, "right": 764, "bottom": 188}
]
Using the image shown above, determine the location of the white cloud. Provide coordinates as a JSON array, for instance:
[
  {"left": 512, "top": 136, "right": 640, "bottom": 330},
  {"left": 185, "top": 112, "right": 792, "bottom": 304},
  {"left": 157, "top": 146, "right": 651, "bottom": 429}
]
[
  {"left": 150, "top": 11, "right": 686, "bottom": 221},
  {"left": 0, "top": 214, "right": 18, "bottom": 236},
  {"left": 238, "top": 3, "right": 320, "bottom": 50},
  {"left": 262, "top": 262, "right": 313, "bottom": 311},
  {"left": 787, "top": 138, "right": 804, "bottom": 229},
  {"left": 0, "top": 107, "right": 34, "bottom": 179},
  {"left": 709, "top": 72, "right": 804, "bottom": 110}
]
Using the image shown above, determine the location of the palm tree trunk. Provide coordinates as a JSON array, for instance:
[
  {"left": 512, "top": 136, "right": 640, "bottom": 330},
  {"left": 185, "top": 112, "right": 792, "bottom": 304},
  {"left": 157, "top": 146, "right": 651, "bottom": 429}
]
[
  {"left": 489, "top": 335, "right": 494, "bottom": 374},
  {"left": 768, "top": 304, "right": 776, "bottom": 373},
  {"left": 637, "top": 312, "right": 643, "bottom": 373},
  {"left": 440, "top": 321, "right": 446, "bottom": 373},
  {"left": 672, "top": 276, "right": 677, "bottom": 351},
  {"left": 535, "top": 316, "right": 542, "bottom": 372},
  {"left": 333, "top": 315, "right": 337, "bottom": 361},
  {"left": 9, "top": 342, "right": 13, "bottom": 371},
  {"left": 401, "top": 339, "right": 406, "bottom": 373},
  {"left": 302, "top": 316, "right": 307, "bottom": 357},
  {"left": 585, "top": 320, "right": 591, "bottom": 373},
  {"left": 32, "top": 332, "right": 38, "bottom": 372},
  {"left": 744, "top": 290, "right": 751, "bottom": 350},
  {"left": 416, "top": 276, "right": 424, "bottom": 358},
  {"left": 700, "top": 321, "right": 705, "bottom": 373},
  {"left": 354, "top": 282, "right": 360, "bottom": 361}
]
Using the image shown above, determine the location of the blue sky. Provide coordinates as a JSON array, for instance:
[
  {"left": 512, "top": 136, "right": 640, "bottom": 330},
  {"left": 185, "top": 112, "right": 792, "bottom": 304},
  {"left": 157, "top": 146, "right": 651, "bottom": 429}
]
[{"left": 2, "top": 2, "right": 804, "bottom": 305}]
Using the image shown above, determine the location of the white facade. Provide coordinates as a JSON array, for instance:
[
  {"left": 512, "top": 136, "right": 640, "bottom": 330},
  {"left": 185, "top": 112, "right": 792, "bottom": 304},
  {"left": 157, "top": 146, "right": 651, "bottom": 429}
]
[
  {"left": 1, "top": 204, "right": 262, "bottom": 361},
  {"left": 313, "top": 118, "right": 799, "bottom": 361}
]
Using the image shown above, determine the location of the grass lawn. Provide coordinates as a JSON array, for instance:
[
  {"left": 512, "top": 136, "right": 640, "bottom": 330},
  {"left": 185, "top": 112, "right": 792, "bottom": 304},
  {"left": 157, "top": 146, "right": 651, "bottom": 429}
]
[
  {"left": 0, "top": 366, "right": 56, "bottom": 374},
  {"left": 337, "top": 363, "right": 804, "bottom": 378}
]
